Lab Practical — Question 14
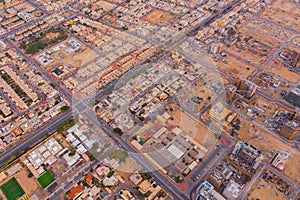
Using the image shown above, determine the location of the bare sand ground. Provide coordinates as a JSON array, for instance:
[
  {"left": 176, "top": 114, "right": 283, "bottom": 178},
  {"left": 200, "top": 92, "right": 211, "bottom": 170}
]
[
  {"left": 260, "top": 0, "right": 300, "bottom": 31},
  {"left": 225, "top": 27, "right": 279, "bottom": 66},
  {"left": 166, "top": 104, "right": 216, "bottom": 149},
  {"left": 216, "top": 54, "right": 256, "bottom": 79},
  {"left": 115, "top": 158, "right": 140, "bottom": 179},
  {"left": 237, "top": 118, "right": 300, "bottom": 184},
  {"left": 248, "top": 178, "right": 288, "bottom": 200},
  {"left": 265, "top": 58, "right": 300, "bottom": 84},
  {"left": 15, "top": 169, "right": 40, "bottom": 195},
  {"left": 145, "top": 10, "right": 174, "bottom": 26}
]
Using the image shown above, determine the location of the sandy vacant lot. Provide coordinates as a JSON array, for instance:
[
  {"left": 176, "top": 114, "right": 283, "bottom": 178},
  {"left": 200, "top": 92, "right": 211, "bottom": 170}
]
[
  {"left": 248, "top": 178, "right": 288, "bottom": 200},
  {"left": 260, "top": 0, "right": 300, "bottom": 31},
  {"left": 145, "top": 10, "right": 174, "bottom": 26},
  {"left": 92, "top": 1, "right": 115, "bottom": 11},
  {"left": 225, "top": 27, "right": 279, "bottom": 66},
  {"left": 247, "top": 20, "right": 293, "bottom": 41},
  {"left": 215, "top": 54, "right": 256, "bottom": 79},
  {"left": 52, "top": 48, "right": 98, "bottom": 69},
  {"left": 166, "top": 104, "right": 217, "bottom": 149},
  {"left": 115, "top": 158, "right": 140, "bottom": 179},
  {"left": 15, "top": 169, "right": 40, "bottom": 195},
  {"left": 269, "top": 45, "right": 300, "bottom": 84},
  {"left": 237, "top": 118, "right": 300, "bottom": 184},
  {"left": 265, "top": 58, "right": 300, "bottom": 84}
]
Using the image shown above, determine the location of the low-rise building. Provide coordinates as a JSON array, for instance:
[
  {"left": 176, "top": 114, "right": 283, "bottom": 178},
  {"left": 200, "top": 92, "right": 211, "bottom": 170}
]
[
  {"left": 270, "top": 150, "right": 290, "bottom": 170},
  {"left": 196, "top": 181, "right": 226, "bottom": 200}
]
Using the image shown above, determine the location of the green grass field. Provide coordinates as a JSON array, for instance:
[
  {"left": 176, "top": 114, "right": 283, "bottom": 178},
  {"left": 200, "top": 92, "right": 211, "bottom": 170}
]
[
  {"left": 0, "top": 177, "right": 25, "bottom": 200},
  {"left": 109, "top": 150, "right": 128, "bottom": 162},
  {"left": 37, "top": 170, "right": 55, "bottom": 188}
]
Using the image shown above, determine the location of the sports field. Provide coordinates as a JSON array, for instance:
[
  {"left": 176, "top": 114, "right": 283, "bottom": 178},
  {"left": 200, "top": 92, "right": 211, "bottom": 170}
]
[
  {"left": 0, "top": 177, "right": 25, "bottom": 200},
  {"left": 37, "top": 170, "right": 55, "bottom": 188}
]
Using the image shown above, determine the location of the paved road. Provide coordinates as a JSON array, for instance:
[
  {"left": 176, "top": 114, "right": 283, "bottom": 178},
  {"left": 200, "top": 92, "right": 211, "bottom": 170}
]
[
  {"left": 238, "top": 163, "right": 300, "bottom": 200},
  {"left": 49, "top": 161, "right": 98, "bottom": 200},
  {"left": 189, "top": 140, "right": 234, "bottom": 199},
  {"left": 237, "top": 164, "right": 265, "bottom": 200},
  {"left": 99, "top": 124, "right": 190, "bottom": 200},
  {"left": 0, "top": 1, "right": 246, "bottom": 199},
  {"left": 0, "top": 110, "right": 73, "bottom": 166}
]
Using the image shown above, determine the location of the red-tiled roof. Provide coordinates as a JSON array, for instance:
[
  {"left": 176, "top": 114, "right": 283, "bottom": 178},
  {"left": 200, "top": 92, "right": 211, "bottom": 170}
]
[
  {"left": 85, "top": 175, "right": 93, "bottom": 187},
  {"left": 68, "top": 185, "right": 83, "bottom": 199}
]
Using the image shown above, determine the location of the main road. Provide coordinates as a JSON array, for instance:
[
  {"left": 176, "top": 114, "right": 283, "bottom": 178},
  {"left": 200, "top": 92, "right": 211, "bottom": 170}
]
[
  {"left": 0, "top": 1, "right": 245, "bottom": 200},
  {"left": 0, "top": 110, "right": 72, "bottom": 166},
  {"left": 81, "top": 109, "right": 190, "bottom": 200}
]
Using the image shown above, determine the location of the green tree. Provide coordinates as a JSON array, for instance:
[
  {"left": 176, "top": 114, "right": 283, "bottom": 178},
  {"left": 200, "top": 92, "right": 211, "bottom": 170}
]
[
  {"left": 60, "top": 106, "right": 70, "bottom": 112},
  {"left": 174, "top": 176, "right": 183, "bottom": 183},
  {"left": 140, "top": 172, "right": 152, "bottom": 180},
  {"left": 27, "top": 171, "right": 34, "bottom": 178},
  {"left": 107, "top": 170, "right": 115, "bottom": 178},
  {"left": 113, "top": 128, "right": 123, "bottom": 136}
]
